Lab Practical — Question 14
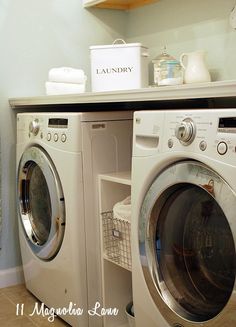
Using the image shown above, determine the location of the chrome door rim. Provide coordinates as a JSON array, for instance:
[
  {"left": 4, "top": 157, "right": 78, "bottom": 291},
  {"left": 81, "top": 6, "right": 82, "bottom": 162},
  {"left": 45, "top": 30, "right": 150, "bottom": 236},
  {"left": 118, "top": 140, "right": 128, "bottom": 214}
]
[
  {"left": 139, "top": 160, "right": 236, "bottom": 326},
  {"left": 17, "top": 146, "right": 65, "bottom": 260}
]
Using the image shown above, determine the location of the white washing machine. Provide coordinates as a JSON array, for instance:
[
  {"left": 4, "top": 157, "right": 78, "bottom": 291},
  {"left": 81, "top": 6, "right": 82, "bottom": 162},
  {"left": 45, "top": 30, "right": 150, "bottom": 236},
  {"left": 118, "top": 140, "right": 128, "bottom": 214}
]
[
  {"left": 16, "top": 111, "right": 133, "bottom": 327},
  {"left": 131, "top": 109, "right": 236, "bottom": 327}
]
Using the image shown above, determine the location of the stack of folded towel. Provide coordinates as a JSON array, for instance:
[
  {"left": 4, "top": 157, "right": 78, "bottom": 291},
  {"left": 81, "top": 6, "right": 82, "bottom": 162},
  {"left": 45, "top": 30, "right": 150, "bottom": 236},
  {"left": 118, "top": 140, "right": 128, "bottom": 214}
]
[{"left": 45, "top": 67, "right": 87, "bottom": 95}]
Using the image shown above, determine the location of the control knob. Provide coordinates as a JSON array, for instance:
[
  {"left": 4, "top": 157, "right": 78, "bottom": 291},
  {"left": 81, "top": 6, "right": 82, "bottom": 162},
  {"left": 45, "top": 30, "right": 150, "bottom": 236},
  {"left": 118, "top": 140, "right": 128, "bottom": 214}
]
[
  {"left": 175, "top": 118, "right": 196, "bottom": 145},
  {"left": 29, "top": 119, "right": 40, "bottom": 136}
]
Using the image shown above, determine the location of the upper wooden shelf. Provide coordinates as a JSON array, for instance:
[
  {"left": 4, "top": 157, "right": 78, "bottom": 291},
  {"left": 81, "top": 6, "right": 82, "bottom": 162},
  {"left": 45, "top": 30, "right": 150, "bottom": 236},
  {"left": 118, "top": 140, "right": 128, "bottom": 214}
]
[{"left": 83, "top": 0, "right": 159, "bottom": 10}]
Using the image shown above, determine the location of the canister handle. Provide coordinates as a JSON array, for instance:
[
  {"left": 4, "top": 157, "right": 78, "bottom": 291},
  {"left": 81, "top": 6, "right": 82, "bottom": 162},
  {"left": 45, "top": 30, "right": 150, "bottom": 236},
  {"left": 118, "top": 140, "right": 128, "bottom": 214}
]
[
  {"left": 142, "top": 51, "right": 149, "bottom": 57},
  {"left": 112, "top": 39, "right": 126, "bottom": 45},
  {"left": 112, "top": 39, "right": 149, "bottom": 57}
]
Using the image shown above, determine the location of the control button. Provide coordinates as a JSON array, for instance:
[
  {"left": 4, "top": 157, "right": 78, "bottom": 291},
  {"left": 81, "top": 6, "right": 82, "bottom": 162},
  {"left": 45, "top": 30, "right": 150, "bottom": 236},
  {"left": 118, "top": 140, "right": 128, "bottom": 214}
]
[
  {"left": 61, "top": 133, "right": 67, "bottom": 143},
  {"left": 40, "top": 132, "right": 43, "bottom": 139},
  {"left": 54, "top": 133, "right": 59, "bottom": 142},
  {"left": 29, "top": 119, "right": 40, "bottom": 136},
  {"left": 217, "top": 141, "right": 228, "bottom": 155},
  {"left": 175, "top": 118, "right": 196, "bottom": 145},
  {"left": 47, "top": 133, "right": 51, "bottom": 141},
  {"left": 199, "top": 140, "right": 207, "bottom": 151},
  {"left": 168, "top": 139, "right": 174, "bottom": 148}
]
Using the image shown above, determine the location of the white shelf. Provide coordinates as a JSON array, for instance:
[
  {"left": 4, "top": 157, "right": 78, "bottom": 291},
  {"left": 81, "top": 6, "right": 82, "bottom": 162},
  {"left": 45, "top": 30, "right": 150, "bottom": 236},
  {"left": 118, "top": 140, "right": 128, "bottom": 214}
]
[
  {"left": 9, "top": 80, "right": 236, "bottom": 109},
  {"left": 98, "top": 173, "right": 131, "bottom": 213},
  {"left": 104, "top": 255, "right": 132, "bottom": 272},
  {"left": 99, "top": 171, "right": 131, "bottom": 185}
]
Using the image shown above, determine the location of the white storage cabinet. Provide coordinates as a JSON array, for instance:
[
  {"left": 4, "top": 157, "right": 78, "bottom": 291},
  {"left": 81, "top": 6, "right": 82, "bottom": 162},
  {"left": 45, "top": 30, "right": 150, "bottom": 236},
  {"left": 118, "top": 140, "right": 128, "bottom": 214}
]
[{"left": 98, "top": 171, "right": 133, "bottom": 327}]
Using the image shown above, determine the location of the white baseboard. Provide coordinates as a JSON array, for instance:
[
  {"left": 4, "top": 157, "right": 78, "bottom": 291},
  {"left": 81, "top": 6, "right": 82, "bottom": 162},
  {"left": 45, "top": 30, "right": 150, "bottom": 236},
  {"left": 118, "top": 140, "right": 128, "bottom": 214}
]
[{"left": 0, "top": 266, "right": 25, "bottom": 288}]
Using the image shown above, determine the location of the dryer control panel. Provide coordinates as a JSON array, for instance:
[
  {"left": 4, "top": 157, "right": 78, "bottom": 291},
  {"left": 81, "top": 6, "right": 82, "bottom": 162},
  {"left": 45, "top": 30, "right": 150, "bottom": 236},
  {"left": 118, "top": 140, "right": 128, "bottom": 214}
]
[
  {"left": 17, "top": 113, "right": 83, "bottom": 152},
  {"left": 46, "top": 118, "right": 69, "bottom": 143}
]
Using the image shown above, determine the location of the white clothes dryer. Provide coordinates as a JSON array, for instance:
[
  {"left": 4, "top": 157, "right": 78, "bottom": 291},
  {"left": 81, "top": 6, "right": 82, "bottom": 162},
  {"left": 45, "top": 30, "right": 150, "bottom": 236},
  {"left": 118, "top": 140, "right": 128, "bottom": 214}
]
[
  {"left": 131, "top": 109, "right": 236, "bottom": 327},
  {"left": 16, "top": 111, "right": 133, "bottom": 327}
]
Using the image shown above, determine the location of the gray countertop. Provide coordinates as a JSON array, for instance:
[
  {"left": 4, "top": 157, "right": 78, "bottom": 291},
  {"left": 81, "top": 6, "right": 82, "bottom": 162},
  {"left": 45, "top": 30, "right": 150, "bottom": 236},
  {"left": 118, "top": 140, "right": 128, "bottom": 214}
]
[{"left": 9, "top": 80, "right": 236, "bottom": 109}]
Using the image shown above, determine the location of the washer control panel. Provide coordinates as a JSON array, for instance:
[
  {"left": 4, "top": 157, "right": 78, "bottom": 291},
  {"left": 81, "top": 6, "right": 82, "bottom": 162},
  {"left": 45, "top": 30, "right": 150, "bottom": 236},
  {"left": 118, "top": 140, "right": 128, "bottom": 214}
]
[
  {"left": 163, "top": 110, "right": 236, "bottom": 165},
  {"left": 133, "top": 110, "right": 236, "bottom": 164}
]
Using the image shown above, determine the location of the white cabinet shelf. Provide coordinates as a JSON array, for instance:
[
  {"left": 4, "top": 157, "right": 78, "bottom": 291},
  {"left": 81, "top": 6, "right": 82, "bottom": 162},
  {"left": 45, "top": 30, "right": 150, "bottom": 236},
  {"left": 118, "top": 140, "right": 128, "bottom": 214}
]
[
  {"left": 99, "top": 171, "right": 131, "bottom": 185},
  {"left": 83, "top": 0, "right": 159, "bottom": 10},
  {"left": 99, "top": 172, "right": 131, "bottom": 213},
  {"left": 103, "top": 254, "right": 132, "bottom": 272},
  {"left": 98, "top": 171, "right": 133, "bottom": 327}
]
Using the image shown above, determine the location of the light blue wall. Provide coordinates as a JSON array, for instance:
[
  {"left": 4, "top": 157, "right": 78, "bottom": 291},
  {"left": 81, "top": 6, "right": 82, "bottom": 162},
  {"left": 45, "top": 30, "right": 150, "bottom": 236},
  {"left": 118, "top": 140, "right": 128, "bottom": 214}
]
[
  {"left": 0, "top": 0, "right": 126, "bottom": 269},
  {"left": 126, "top": 0, "right": 236, "bottom": 84}
]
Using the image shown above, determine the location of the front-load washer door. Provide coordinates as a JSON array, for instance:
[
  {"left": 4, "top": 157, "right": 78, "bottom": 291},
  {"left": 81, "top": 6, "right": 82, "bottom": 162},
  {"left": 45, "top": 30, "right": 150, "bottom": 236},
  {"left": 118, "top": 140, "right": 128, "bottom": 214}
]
[
  {"left": 139, "top": 160, "right": 236, "bottom": 326},
  {"left": 17, "top": 146, "right": 65, "bottom": 261}
]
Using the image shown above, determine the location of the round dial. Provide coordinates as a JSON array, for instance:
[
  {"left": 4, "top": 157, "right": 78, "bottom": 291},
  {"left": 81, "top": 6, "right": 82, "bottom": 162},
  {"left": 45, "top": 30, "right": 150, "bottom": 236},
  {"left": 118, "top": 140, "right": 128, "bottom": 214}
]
[
  {"left": 175, "top": 118, "right": 196, "bottom": 145},
  {"left": 217, "top": 141, "right": 228, "bottom": 155},
  {"left": 29, "top": 119, "right": 40, "bottom": 136}
]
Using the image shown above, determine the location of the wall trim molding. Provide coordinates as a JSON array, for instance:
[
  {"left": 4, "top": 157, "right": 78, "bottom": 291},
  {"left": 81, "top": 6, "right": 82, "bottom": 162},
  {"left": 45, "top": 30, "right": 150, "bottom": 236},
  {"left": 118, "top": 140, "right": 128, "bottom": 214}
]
[{"left": 0, "top": 266, "right": 24, "bottom": 288}]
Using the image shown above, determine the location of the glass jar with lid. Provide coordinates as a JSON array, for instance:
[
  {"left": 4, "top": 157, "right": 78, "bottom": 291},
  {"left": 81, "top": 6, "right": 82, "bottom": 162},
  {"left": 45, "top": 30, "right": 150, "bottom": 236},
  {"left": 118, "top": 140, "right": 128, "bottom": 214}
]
[{"left": 152, "top": 47, "right": 183, "bottom": 86}]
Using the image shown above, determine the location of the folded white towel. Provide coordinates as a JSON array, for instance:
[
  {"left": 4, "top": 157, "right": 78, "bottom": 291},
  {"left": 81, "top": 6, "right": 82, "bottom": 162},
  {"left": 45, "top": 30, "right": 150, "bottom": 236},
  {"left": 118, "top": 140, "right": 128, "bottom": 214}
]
[
  {"left": 48, "top": 67, "right": 86, "bottom": 84},
  {"left": 45, "top": 81, "right": 86, "bottom": 95},
  {"left": 113, "top": 195, "right": 131, "bottom": 221}
]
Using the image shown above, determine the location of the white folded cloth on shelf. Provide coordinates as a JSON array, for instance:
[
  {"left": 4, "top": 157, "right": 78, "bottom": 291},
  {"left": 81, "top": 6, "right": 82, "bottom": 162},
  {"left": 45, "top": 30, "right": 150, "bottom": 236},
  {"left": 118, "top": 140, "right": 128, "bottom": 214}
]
[
  {"left": 45, "top": 81, "right": 86, "bottom": 95},
  {"left": 48, "top": 67, "right": 86, "bottom": 84},
  {"left": 113, "top": 195, "right": 131, "bottom": 221}
]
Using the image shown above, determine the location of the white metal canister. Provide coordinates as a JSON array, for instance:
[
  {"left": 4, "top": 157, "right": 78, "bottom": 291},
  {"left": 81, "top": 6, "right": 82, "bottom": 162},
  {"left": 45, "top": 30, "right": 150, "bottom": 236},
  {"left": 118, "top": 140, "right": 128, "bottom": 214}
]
[{"left": 90, "top": 39, "right": 149, "bottom": 92}]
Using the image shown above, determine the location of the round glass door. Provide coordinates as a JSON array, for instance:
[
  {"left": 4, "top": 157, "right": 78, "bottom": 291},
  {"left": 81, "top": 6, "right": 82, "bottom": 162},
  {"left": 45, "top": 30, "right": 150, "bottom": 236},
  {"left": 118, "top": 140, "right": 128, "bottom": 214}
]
[
  {"left": 139, "top": 161, "right": 236, "bottom": 325},
  {"left": 17, "top": 146, "right": 65, "bottom": 260}
]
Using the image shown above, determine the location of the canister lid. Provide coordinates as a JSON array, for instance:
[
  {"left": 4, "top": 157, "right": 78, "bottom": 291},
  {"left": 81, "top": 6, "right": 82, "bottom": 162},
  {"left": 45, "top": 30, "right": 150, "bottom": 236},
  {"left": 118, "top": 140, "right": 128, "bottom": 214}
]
[
  {"left": 90, "top": 42, "right": 147, "bottom": 50},
  {"left": 160, "top": 59, "right": 180, "bottom": 65},
  {"left": 152, "top": 46, "right": 175, "bottom": 63}
]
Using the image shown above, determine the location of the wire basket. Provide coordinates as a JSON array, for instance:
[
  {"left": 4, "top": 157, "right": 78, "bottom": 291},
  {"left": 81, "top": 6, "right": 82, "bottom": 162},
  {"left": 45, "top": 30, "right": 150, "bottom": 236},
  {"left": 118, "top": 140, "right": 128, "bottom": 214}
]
[{"left": 102, "top": 211, "right": 131, "bottom": 271}]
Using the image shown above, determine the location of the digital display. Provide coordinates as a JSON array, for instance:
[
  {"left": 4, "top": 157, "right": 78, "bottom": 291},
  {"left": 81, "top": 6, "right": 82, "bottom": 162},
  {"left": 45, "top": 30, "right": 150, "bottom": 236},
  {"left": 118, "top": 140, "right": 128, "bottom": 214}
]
[
  {"left": 48, "top": 118, "right": 68, "bottom": 128},
  {"left": 218, "top": 117, "right": 236, "bottom": 129}
]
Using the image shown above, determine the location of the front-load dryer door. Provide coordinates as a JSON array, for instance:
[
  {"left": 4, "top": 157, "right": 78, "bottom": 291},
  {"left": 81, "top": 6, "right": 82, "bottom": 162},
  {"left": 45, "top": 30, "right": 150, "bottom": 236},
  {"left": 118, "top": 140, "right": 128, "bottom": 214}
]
[
  {"left": 139, "top": 160, "right": 236, "bottom": 327},
  {"left": 17, "top": 146, "right": 65, "bottom": 261}
]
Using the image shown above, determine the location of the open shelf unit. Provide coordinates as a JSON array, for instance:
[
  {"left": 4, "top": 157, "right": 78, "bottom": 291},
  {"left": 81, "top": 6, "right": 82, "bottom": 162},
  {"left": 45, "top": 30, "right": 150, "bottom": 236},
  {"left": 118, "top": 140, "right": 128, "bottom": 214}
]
[
  {"left": 83, "top": 0, "right": 159, "bottom": 10},
  {"left": 98, "top": 171, "right": 133, "bottom": 327}
]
